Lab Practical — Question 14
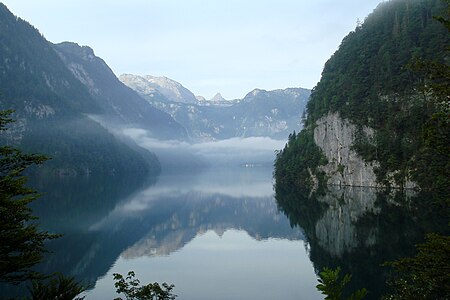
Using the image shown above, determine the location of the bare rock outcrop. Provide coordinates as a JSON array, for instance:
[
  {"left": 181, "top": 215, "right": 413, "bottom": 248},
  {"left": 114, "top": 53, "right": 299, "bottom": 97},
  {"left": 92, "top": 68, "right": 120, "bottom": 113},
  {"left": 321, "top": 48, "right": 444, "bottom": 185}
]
[{"left": 314, "top": 112, "right": 379, "bottom": 187}]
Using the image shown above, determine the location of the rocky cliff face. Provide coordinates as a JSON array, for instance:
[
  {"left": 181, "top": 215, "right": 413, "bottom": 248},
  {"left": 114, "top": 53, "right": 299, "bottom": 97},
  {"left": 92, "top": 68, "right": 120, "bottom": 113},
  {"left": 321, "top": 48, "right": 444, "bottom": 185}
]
[
  {"left": 314, "top": 112, "right": 379, "bottom": 187},
  {"left": 274, "top": 0, "right": 447, "bottom": 192},
  {"left": 313, "top": 112, "right": 418, "bottom": 189}
]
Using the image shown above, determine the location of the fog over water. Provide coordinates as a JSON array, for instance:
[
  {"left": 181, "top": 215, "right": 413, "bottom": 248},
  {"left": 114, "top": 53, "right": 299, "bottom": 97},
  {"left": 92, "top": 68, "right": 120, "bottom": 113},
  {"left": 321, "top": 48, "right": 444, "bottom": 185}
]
[{"left": 120, "top": 126, "right": 287, "bottom": 167}]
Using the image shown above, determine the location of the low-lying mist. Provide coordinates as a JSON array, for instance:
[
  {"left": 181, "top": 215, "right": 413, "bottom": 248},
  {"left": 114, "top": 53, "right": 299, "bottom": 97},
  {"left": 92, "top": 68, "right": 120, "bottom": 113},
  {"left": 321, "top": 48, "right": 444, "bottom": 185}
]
[
  {"left": 121, "top": 127, "right": 287, "bottom": 170},
  {"left": 87, "top": 114, "right": 288, "bottom": 171}
]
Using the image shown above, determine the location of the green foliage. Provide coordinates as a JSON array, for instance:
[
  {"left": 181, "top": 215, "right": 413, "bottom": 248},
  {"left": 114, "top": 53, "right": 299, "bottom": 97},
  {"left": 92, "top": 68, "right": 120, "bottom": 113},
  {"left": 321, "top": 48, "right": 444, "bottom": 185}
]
[
  {"left": 306, "top": 0, "right": 448, "bottom": 125},
  {"left": 0, "top": 4, "right": 162, "bottom": 177},
  {"left": 275, "top": 0, "right": 450, "bottom": 191},
  {"left": 383, "top": 233, "right": 450, "bottom": 300},
  {"left": 274, "top": 127, "right": 327, "bottom": 189},
  {"left": 316, "top": 267, "right": 367, "bottom": 300},
  {"left": 0, "top": 110, "right": 57, "bottom": 283},
  {"left": 0, "top": 4, "right": 98, "bottom": 115},
  {"left": 310, "top": 0, "right": 449, "bottom": 190},
  {"left": 407, "top": 2, "right": 450, "bottom": 197},
  {"left": 0, "top": 111, "right": 163, "bottom": 300},
  {"left": 113, "top": 271, "right": 177, "bottom": 300},
  {"left": 17, "top": 116, "right": 159, "bottom": 176},
  {"left": 336, "top": 164, "right": 345, "bottom": 176},
  {"left": 414, "top": 111, "right": 450, "bottom": 201},
  {"left": 28, "top": 273, "right": 86, "bottom": 300},
  {"left": 0, "top": 110, "right": 14, "bottom": 128}
]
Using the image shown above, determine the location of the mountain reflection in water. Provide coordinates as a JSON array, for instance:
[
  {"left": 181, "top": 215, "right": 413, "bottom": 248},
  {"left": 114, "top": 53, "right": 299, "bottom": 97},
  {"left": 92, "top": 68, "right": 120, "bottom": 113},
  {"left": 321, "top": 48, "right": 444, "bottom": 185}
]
[
  {"left": 12, "top": 166, "right": 447, "bottom": 300},
  {"left": 29, "top": 167, "right": 322, "bottom": 300}
]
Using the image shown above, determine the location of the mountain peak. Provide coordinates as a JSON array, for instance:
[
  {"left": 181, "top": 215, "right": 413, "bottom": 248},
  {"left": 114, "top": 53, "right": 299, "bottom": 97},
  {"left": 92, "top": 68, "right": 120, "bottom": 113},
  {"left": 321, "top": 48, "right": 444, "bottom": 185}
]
[
  {"left": 210, "top": 93, "right": 226, "bottom": 102},
  {"left": 249, "top": 89, "right": 267, "bottom": 97},
  {"left": 57, "top": 41, "right": 94, "bottom": 55},
  {"left": 120, "top": 74, "right": 197, "bottom": 104},
  {"left": 54, "top": 42, "right": 97, "bottom": 63},
  {"left": 196, "top": 95, "right": 206, "bottom": 102}
]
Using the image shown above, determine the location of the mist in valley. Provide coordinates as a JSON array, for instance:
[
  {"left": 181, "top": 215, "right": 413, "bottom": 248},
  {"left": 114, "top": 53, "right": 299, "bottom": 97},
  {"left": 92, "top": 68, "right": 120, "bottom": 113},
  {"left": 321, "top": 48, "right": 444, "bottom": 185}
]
[{"left": 119, "top": 126, "right": 287, "bottom": 171}]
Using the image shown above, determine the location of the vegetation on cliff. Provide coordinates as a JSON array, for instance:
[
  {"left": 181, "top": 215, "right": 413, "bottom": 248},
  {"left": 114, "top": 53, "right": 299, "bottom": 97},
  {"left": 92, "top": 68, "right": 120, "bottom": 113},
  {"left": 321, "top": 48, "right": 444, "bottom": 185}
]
[{"left": 275, "top": 0, "right": 449, "bottom": 195}]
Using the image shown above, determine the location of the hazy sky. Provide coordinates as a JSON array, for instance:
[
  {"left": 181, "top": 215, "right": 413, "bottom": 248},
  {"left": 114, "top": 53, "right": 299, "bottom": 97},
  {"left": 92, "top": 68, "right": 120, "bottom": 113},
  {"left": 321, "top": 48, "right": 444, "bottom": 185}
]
[{"left": 3, "top": 0, "right": 384, "bottom": 99}]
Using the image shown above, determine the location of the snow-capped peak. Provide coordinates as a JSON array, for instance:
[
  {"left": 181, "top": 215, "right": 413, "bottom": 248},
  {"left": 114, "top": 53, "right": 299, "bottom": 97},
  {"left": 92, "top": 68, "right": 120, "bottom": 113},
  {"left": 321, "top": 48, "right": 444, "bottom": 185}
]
[{"left": 119, "top": 74, "right": 197, "bottom": 104}]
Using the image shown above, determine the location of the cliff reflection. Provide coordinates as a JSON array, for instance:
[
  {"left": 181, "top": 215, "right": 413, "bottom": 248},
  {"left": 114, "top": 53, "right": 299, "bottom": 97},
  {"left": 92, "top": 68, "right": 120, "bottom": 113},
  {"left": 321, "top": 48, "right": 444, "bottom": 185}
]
[
  {"left": 314, "top": 187, "right": 380, "bottom": 256},
  {"left": 275, "top": 184, "right": 448, "bottom": 300}
]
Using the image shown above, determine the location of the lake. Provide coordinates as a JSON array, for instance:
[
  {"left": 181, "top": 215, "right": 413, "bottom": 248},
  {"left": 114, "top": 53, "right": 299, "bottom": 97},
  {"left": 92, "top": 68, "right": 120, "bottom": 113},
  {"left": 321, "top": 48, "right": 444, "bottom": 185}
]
[
  {"left": 30, "top": 166, "right": 321, "bottom": 300},
  {"left": 22, "top": 164, "right": 448, "bottom": 299}
]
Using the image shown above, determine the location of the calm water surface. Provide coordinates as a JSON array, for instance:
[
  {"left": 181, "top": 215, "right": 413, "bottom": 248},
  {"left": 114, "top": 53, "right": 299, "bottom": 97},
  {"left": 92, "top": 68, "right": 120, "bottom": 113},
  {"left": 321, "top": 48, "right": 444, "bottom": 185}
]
[
  {"left": 27, "top": 166, "right": 448, "bottom": 300},
  {"left": 31, "top": 167, "right": 322, "bottom": 300}
]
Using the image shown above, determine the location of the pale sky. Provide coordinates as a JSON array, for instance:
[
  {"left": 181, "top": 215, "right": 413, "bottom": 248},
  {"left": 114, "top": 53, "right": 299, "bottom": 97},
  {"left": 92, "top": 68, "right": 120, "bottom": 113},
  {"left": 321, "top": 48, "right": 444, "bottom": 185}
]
[{"left": 2, "top": 0, "right": 385, "bottom": 99}]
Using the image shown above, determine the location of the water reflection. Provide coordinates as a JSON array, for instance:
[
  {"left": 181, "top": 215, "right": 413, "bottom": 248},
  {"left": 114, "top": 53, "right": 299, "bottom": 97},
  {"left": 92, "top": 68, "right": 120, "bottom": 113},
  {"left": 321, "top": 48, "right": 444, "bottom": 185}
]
[
  {"left": 26, "top": 167, "right": 317, "bottom": 299},
  {"left": 30, "top": 172, "right": 154, "bottom": 232},
  {"left": 275, "top": 184, "right": 449, "bottom": 300},
  {"left": 21, "top": 168, "right": 448, "bottom": 300},
  {"left": 24, "top": 163, "right": 450, "bottom": 300},
  {"left": 90, "top": 230, "right": 318, "bottom": 300}
]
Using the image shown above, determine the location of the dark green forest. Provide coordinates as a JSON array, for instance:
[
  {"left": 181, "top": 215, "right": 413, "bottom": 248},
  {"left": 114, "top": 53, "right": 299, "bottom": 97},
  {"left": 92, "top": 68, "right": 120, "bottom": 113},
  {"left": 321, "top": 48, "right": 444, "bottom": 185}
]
[
  {"left": 275, "top": 2, "right": 450, "bottom": 297},
  {"left": 275, "top": 0, "right": 449, "bottom": 197},
  {"left": 0, "top": 3, "right": 161, "bottom": 176}
]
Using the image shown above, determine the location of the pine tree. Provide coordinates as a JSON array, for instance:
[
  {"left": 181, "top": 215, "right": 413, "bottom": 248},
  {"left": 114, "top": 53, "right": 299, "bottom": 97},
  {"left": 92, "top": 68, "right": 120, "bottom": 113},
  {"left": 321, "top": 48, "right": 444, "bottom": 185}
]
[{"left": 0, "top": 110, "right": 57, "bottom": 283}]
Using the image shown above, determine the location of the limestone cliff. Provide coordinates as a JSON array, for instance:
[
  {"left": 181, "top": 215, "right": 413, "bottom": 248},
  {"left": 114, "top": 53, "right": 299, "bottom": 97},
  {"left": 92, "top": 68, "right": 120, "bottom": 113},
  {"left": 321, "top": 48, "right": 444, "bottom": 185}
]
[
  {"left": 313, "top": 112, "right": 417, "bottom": 189},
  {"left": 274, "top": 0, "right": 447, "bottom": 192},
  {"left": 314, "top": 112, "right": 379, "bottom": 187}
]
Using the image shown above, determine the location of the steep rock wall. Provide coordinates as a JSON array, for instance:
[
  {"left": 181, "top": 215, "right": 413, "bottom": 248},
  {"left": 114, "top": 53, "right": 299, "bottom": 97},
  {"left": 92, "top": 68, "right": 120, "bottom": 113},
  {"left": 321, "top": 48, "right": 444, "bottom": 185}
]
[{"left": 314, "top": 112, "right": 379, "bottom": 187}]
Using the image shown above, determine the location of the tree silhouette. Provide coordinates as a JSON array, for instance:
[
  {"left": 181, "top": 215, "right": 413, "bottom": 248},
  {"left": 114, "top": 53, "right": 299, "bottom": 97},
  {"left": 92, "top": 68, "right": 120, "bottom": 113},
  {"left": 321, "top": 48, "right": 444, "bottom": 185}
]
[{"left": 0, "top": 110, "right": 56, "bottom": 283}]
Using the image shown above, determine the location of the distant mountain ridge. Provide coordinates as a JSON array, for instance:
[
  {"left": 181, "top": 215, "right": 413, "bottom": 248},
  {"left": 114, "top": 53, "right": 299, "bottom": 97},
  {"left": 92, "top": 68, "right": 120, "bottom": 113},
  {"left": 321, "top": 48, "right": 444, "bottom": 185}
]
[
  {"left": 0, "top": 0, "right": 313, "bottom": 178},
  {"left": 120, "top": 74, "right": 311, "bottom": 141},
  {"left": 120, "top": 74, "right": 198, "bottom": 104}
]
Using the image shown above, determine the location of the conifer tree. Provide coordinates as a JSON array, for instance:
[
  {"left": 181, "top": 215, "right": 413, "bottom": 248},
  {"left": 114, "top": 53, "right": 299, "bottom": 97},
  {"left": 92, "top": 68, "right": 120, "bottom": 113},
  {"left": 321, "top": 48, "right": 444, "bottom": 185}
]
[{"left": 0, "top": 110, "right": 56, "bottom": 283}]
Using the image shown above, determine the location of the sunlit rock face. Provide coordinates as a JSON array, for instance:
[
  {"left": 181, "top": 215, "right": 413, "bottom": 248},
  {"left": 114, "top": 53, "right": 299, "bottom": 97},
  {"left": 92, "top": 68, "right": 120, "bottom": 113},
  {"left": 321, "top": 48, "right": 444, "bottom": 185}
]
[{"left": 314, "top": 113, "right": 379, "bottom": 187}]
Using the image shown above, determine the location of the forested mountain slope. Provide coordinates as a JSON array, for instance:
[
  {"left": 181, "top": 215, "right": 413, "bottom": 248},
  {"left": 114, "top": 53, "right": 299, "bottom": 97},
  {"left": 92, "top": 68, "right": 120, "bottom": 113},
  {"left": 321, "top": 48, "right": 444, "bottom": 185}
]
[
  {"left": 53, "top": 43, "right": 187, "bottom": 140},
  {"left": 0, "top": 3, "right": 161, "bottom": 175},
  {"left": 275, "top": 0, "right": 449, "bottom": 195}
]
